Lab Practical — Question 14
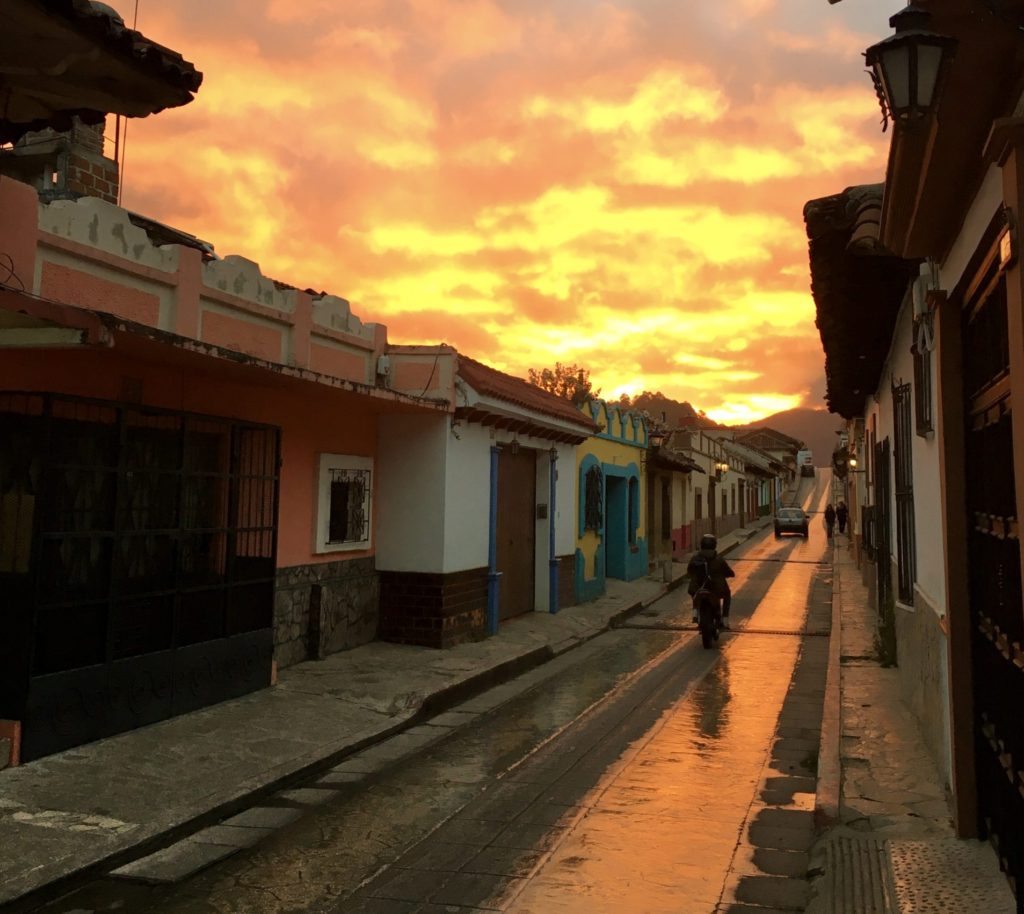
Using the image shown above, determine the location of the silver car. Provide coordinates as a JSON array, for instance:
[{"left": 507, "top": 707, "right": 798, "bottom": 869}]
[{"left": 774, "top": 507, "right": 809, "bottom": 538}]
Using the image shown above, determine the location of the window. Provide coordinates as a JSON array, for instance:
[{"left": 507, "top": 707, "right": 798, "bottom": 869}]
[
  {"left": 584, "top": 465, "right": 603, "bottom": 532},
  {"left": 722, "top": 491, "right": 727, "bottom": 517},
  {"left": 316, "top": 454, "right": 372, "bottom": 553},
  {"left": 694, "top": 488, "right": 703, "bottom": 521},
  {"left": 730, "top": 486, "right": 736, "bottom": 514},
  {"left": 912, "top": 313, "right": 935, "bottom": 437},
  {"left": 892, "top": 384, "right": 916, "bottom": 604}
]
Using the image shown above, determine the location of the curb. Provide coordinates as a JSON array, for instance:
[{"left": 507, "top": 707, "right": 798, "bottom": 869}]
[{"left": 815, "top": 537, "right": 843, "bottom": 832}]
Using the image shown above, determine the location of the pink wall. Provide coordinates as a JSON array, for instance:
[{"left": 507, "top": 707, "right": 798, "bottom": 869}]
[
  {"left": 201, "top": 309, "right": 282, "bottom": 363},
  {"left": 0, "top": 343, "right": 381, "bottom": 569},
  {"left": 40, "top": 261, "right": 161, "bottom": 325},
  {"left": 0, "top": 178, "right": 40, "bottom": 284}
]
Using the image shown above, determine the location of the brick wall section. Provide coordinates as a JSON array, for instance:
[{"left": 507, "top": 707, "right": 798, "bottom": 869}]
[
  {"left": 66, "top": 151, "right": 119, "bottom": 204},
  {"left": 274, "top": 557, "right": 379, "bottom": 669},
  {"left": 558, "top": 554, "right": 577, "bottom": 610},
  {"left": 379, "top": 567, "right": 488, "bottom": 648}
]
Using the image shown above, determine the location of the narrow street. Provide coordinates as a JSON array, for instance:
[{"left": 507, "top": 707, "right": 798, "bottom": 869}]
[{"left": 35, "top": 476, "right": 832, "bottom": 914}]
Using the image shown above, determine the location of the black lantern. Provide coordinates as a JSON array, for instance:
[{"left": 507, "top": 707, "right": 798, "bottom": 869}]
[
  {"left": 864, "top": 3, "right": 956, "bottom": 128},
  {"left": 649, "top": 431, "right": 666, "bottom": 449}
]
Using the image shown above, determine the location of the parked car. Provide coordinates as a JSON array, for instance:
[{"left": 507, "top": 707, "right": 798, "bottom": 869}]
[{"left": 775, "top": 506, "right": 809, "bottom": 538}]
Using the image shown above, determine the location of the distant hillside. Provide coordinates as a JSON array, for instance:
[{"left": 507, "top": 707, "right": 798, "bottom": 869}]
[
  {"left": 629, "top": 392, "right": 719, "bottom": 428},
  {"left": 740, "top": 407, "right": 843, "bottom": 466}
]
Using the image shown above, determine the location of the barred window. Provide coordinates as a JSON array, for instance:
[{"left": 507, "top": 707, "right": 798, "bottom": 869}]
[
  {"left": 317, "top": 454, "right": 373, "bottom": 552},
  {"left": 912, "top": 314, "right": 935, "bottom": 437}
]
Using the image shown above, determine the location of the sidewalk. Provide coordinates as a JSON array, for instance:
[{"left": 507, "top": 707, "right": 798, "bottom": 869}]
[
  {"left": 808, "top": 534, "right": 1016, "bottom": 913},
  {"left": 0, "top": 518, "right": 770, "bottom": 911}
]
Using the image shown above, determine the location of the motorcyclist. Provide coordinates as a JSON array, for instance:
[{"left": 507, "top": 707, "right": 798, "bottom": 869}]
[{"left": 687, "top": 533, "right": 736, "bottom": 629}]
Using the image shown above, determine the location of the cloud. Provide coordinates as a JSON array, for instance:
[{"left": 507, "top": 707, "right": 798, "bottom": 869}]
[{"left": 118, "top": 0, "right": 888, "bottom": 420}]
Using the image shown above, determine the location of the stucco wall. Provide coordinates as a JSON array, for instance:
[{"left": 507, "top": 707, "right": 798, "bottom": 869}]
[
  {"left": 376, "top": 413, "right": 448, "bottom": 573},
  {"left": 0, "top": 345, "right": 380, "bottom": 571},
  {"left": 939, "top": 165, "right": 1003, "bottom": 294},
  {"left": 865, "top": 289, "right": 952, "bottom": 791},
  {"left": 0, "top": 186, "right": 388, "bottom": 389},
  {"left": 575, "top": 423, "right": 648, "bottom": 595},
  {"left": 443, "top": 423, "right": 493, "bottom": 573}
]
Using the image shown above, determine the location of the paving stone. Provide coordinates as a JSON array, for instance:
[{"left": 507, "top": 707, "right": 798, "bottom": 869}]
[
  {"left": 276, "top": 787, "right": 339, "bottom": 806},
  {"left": 461, "top": 845, "right": 544, "bottom": 878},
  {"left": 342, "top": 895, "right": 419, "bottom": 913},
  {"left": 191, "top": 824, "right": 272, "bottom": 848},
  {"left": 221, "top": 806, "right": 303, "bottom": 830},
  {"left": 315, "top": 772, "right": 366, "bottom": 788},
  {"left": 491, "top": 820, "right": 566, "bottom": 851},
  {"left": 396, "top": 841, "right": 477, "bottom": 872},
  {"left": 366, "top": 866, "right": 452, "bottom": 902},
  {"left": 748, "top": 823, "right": 816, "bottom": 852},
  {"left": 726, "top": 873, "right": 811, "bottom": 909},
  {"left": 515, "top": 802, "right": 577, "bottom": 827},
  {"left": 428, "top": 871, "right": 527, "bottom": 909},
  {"left": 110, "top": 839, "right": 237, "bottom": 884},
  {"left": 435, "top": 818, "right": 506, "bottom": 847},
  {"left": 427, "top": 711, "right": 483, "bottom": 728}
]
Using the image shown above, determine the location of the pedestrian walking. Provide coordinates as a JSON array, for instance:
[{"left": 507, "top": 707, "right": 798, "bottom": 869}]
[
  {"left": 824, "top": 503, "right": 836, "bottom": 539},
  {"left": 836, "top": 501, "right": 848, "bottom": 535}
]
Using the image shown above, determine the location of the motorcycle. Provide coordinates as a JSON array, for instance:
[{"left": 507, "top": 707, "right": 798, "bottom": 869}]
[{"left": 693, "top": 578, "right": 723, "bottom": 649}]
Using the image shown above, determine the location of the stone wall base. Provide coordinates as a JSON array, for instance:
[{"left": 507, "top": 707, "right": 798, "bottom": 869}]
[
  {"left": 379, "top": 567, "right": 488, "bottom": 648},
  {"left": 895, "top": 587, "right": 952, "bottom": 788},
  {"left": 274, "top": 556, "right": 380, "bottom": 669}
]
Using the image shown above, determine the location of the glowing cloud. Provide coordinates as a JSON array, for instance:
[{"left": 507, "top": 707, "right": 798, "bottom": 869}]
[{"left": 119, "top": 0, "right": 889, "bottom": 421}]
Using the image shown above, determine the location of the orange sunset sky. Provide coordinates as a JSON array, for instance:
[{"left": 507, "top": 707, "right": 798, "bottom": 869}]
[{"left": 116, "top": 0, "right": 892, "bottom": 422}]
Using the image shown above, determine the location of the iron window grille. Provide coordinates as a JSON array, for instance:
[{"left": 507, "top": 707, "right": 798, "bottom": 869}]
[
  {"left": 327, "top": 468, "right": 370, "bottom": 545},
  {"left": 912, "top": 314, "right": 935, "bottom": 437},
  {"left": 0, "top": 393, "right": 280, "bottom": 672},
  {"left": 892, "top": 383, "right": 916, "bottom": 605},
  {"left": 316, "top": 454, "right": 373, "bottom": 552}
]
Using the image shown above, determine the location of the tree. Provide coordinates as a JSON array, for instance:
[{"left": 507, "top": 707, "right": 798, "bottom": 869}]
[{"left": 527, "top": 363, "right": 599, "bottom": 406}]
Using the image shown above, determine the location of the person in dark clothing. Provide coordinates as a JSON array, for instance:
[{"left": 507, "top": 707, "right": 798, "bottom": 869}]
[
  {"left": 687, "top": 533, "right": 736, "bottom": 628},
  {"left": 836, "top": 502, "right": 849, "bottom": 535},
  {"left": 824, "top": 503, "right": 836, "bottom": 538}
]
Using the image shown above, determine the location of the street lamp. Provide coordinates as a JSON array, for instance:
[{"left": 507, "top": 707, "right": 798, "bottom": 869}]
[
  {"left": 649, "top": 431, "right": 666, "bottom": 449},
  {"left": 715, "top": 460, "right": 729, "bottom": 480},
  {"left": 864, "top": 3, "right": 956, "bottom": 129}
]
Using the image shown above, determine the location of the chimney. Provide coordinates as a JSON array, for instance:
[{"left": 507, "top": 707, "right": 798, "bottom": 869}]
[
  {"left": 0, "top": 116, "right": 120, "bottom": 205},
  {"left": 62, "top": 118, "right": 120, "bottom": 204}
]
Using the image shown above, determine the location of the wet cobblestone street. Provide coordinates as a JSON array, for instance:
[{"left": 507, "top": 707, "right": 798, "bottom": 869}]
[{"left": 35, "top": 480, "right": 832, "bottom": 914}]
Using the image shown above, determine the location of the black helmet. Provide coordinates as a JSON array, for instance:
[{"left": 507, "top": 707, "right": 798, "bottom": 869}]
[{"left": 700, "top": 534, "right": 718, "bottom": 551}]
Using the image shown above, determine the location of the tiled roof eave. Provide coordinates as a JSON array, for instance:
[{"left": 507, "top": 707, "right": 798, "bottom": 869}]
[{"left": 805, "top": 185, "right": 919, "bottom": 420}]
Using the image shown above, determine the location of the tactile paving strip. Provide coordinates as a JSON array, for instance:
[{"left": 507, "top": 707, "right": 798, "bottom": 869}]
[
  {"left": 821, "top": 834, "right": 898, "bottom": 913},
  {"left": 888, "top": 838, "right": 1015, "bottom": 914}
]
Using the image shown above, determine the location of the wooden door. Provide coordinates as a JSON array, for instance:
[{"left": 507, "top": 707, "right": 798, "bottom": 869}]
[{"left": 496, "top": 448, "right": 536, "bottom": 620}]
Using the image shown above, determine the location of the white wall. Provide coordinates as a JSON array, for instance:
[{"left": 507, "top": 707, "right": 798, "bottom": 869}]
[
  {"left": 554, "top": 441, "right": 576, "bottom": 557},
  {"left": 442, "top": 422, "right": 492, "bottom": 573},
  {"left": 939, "top": 165, "right": 1003, "bottom": 294},
  {"left": 376, "top": 413, "right": 448, "bottom": 572}
]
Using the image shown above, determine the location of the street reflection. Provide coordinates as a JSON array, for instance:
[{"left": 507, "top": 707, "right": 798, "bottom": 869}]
[
  {"left": 691, "top": 660, "right": 730, "bottom": 744},
  {"left": 505, "top": 554, "right": 818, "bottom": 914}
]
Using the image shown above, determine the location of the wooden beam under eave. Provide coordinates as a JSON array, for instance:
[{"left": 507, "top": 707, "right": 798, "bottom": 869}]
[{"left": 0, "top": 327, "right": 89, "bottom": 348}]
